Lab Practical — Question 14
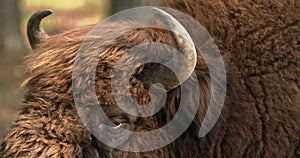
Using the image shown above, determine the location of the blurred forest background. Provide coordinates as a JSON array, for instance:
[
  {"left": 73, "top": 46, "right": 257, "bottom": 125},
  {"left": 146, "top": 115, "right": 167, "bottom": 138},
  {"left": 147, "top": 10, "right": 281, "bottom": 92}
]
[{"left": 0, "top": 0, "right": 157, "bottom": 137}]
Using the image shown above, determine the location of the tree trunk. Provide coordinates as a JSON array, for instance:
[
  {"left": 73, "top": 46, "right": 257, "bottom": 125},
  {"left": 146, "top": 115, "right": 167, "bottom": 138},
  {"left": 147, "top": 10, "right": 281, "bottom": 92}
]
[{"left": 0, "top": 0, "right": 25, "bottom": 53}]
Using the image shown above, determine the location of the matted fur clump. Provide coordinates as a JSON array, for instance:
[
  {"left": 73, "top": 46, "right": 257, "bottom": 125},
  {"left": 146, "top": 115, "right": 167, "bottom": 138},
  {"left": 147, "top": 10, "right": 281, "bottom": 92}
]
[{"left": 1, "top": 0, "right": 300, "bottom": 157}]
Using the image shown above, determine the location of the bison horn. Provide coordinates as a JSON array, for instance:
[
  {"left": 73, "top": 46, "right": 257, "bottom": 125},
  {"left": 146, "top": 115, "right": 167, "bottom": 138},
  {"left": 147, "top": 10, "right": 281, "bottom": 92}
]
[
  {"left": 142, "top": 8, "right": 197, "bottom": 91},
  {"left": 27, "top": 10, "right": 52, "bottom": 49}
]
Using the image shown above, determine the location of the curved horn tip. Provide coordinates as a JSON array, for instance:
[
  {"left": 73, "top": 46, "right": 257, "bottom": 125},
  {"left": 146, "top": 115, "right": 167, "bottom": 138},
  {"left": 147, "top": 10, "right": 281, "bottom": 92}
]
[
  {"left": 33, "top": 9, "right": 53, "bottom": 18},
  {"left": 27, "top": 9, "right": 53, "bottom": 49}
]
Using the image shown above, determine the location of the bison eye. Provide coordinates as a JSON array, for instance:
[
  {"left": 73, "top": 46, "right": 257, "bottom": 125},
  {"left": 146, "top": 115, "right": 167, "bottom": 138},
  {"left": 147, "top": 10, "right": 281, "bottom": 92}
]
[
  {"left": 114, "top": 123, "right": 123, "bottom": 128},
  {"left": 108, "top": 117, "right": 135, "bottom": 130},
  {"left": 113, "top": 123, "right": 134, "bottom": 131},
  {"left": 110, "top": 117, "right": 129, "bottom": 126}
]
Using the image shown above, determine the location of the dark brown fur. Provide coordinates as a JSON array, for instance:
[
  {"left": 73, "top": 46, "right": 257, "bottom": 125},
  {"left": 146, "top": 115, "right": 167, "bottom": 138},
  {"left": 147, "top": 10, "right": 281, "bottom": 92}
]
[
  {"left": 161, "top": 0, "right": 300, "bottom": 157},
  {"left": 1, "top": 0, "right": 300, "bottom": 157}
]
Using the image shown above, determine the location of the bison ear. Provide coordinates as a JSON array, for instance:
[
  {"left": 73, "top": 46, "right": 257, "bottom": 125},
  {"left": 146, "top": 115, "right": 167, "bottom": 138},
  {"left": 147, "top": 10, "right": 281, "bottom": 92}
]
[{"left": 27, "top": 10, "right": 52, "bottom": 49}]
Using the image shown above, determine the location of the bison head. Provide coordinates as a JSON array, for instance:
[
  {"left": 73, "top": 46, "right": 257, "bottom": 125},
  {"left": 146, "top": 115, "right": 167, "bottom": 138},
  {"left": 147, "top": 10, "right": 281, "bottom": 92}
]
[{"left": 20, "top": 8, "right": 215, "bottom": 157}]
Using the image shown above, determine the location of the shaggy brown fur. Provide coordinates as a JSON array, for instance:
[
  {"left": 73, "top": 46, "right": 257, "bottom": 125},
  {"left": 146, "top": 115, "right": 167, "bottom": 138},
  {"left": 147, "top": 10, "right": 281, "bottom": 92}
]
[
  {"left": 1, "top": 0, "right": 300, "bottom": 157},
  {"left": 0, "top": 22, "right": 217, "bottom": 157},
  {"left": 161, "top": 0, "right": 300, "bottom": 157}
]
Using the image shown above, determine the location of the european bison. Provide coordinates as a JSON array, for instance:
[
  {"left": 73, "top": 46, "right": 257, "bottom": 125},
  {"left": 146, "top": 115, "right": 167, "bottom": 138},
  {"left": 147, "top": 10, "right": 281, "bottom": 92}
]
[{"left": 1, "top": 0, "right": 299, "bottom": 157}]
